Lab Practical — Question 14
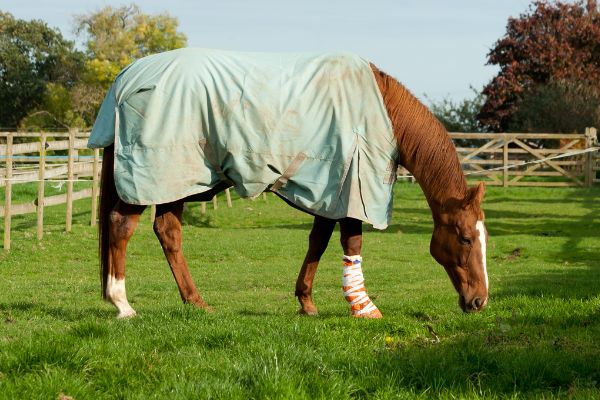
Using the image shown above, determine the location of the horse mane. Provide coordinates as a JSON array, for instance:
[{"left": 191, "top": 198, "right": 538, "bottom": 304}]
[{"left": 370, "top": 64, "right": 467, "bottom": 206}]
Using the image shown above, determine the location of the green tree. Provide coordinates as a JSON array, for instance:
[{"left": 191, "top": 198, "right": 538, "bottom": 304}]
[
  {"left": 478, "top": 0, "right": 600, "bottom": 132},
  {"left": 0, "top": 12, "right": 83, "bottom": 128},
  {"left": 66, "top": 4, "right": 187, "bottom": 127},
  {"left": 510, "top": 79, "right": 600, "bottom": 133},
  {"left": 429, "top": 89, "right": 487, "bottom": 134},
  {"left": 74, "top": 4, "right": 187, "bottom": 88}
]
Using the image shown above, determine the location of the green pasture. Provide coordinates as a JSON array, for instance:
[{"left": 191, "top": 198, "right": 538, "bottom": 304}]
[{"left": 0, "top": 183, "right": 599, "bottom": 399}]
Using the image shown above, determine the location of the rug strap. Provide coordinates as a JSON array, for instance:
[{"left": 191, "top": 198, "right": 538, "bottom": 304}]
[
  {"left": 271, "top": 152, "right": 307, "bottom": 191},
  {"left": 198, "top": 139, "right": 234, "bottom": 185}
]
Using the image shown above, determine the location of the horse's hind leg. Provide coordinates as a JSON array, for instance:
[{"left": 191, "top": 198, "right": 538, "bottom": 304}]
[
  {"left": 153, "top": 201, "right": 211, "bottom": 310},
  {"left": 339, "top": 218, "right": 382, "bottom": 319},
  {"left": 296, "top": 216, "right": 336, "bottom": 315},
  {"left": 107, "top": 202, "right": 146, "bottom": 319}
]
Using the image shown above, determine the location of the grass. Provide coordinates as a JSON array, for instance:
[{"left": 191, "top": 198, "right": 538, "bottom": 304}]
[{"left": 0, "top": 182, "right": 599, "bottom": 399}]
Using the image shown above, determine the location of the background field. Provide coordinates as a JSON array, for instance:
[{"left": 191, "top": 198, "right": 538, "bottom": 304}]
[{"left": 1, "top": 183, "right": 599, "bottom": 399}]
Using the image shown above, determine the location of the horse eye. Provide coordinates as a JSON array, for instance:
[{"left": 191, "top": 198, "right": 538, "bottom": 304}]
[{"left": 459, "top": 236, "right": 472, "bottom": 246}]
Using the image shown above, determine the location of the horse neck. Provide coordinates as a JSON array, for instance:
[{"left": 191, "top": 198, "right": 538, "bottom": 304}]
[{"left": 371, "top": 65, "right": 467, "bottom": 211}]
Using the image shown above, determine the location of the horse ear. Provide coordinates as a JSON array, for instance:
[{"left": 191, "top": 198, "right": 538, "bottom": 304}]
[{"left": 463, "top": 182, "right": 485, "bottom": 208}]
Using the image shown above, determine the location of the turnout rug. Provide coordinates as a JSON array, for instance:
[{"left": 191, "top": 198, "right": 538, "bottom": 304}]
[{"left": 89, "top": 48, "right": 397, "bottom": 229}]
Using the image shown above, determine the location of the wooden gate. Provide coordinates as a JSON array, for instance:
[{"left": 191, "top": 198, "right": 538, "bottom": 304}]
[{"left": 451, "top": 129, "right": 598, "bottom": 187}]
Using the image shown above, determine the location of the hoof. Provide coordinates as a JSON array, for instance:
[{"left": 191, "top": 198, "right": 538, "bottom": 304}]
[
  {"left": 192, "top": 303, "right": 214, "bottom": 313},
  {"left": 298, "top": 307, "right": 319, "bottom": 316},
  {"left": 186, "top": 299, "right": 214, "bottom": 313},
  {"left": 352, "top": 308, "right": 383, "bottom": 319},
  {"left": 297, "top": 296, "right": 318, "bottom": 316},
  {"left": 116, "top": 309, "right": 137, "bottom": 319}
]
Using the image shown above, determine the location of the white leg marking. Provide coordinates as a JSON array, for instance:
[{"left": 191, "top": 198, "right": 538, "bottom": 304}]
[
  {"left": 476, "top": 220, "right": 488, "bottom": 290},
  {"left": 106, "top": 275, "right": 136, "bottom": 319}
]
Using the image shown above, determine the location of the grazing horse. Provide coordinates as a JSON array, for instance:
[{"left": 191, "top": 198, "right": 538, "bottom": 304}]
[{"left": 90, "top": 49, "right": 488, "bottom": 319}]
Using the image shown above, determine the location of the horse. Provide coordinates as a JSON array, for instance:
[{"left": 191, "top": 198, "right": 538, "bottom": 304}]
[{"left": 92, "top": 49, "right": 489, "bottom": 319}]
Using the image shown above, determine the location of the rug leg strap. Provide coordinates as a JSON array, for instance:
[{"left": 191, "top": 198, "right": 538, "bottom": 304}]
[
  {"left": 199, "top": 139, "right": 234, "bottom": 186},
  {"left": 270, "top": 152, "right": 307, "bottom": 192}
]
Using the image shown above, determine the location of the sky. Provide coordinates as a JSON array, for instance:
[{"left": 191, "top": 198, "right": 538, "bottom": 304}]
[{"left": 2, "top": 0, "right": 537, "bottom": 104}]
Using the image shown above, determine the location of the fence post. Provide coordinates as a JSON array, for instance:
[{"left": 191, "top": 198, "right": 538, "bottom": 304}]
[
  {"left": 90, "top": 148, "right": 100, "bottom": 226},
  {"left": 503, "top": 134, "right": 509, "bottom": 188},
  {"left": 3, "top": 133, "right": 13, "bottom": 251},
  {"left": 225, "top": 188, "right": 232, "bottom": 208},
  {"left": 594, "top": 127, "right": 599, "bottom": 186},
  {"left": 37, "top": 132, "right": 46, "bottom": 240},
  {"left": 200, "top": 202, "right": 206, "bottom": 215},
  {"left": 65, "top": 129, "right": 76, "bottom": 232},
  {"left": 585, "top": 127, "right": 597, "bottom": 187}
]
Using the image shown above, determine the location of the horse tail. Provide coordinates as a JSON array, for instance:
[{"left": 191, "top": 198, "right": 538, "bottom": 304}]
[{"left": 99, "top": 144, "right": 117, "bottom": 299}]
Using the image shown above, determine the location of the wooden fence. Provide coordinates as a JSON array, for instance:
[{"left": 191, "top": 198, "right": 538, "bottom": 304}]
[
  {"left": 1, "top": 130, "right": 98, "bottom": 250},
  {"left": 593, "top": 130, "right": 600, "bottom": 186},
  {"left": 0, "top": 131, "right": 247, "bottom": 250},
  {"left": 398, "top": 128, "right": 598, "bottom": 187},
  {"left": 1, "top": 129, "right": 599, "bottom": 250}
]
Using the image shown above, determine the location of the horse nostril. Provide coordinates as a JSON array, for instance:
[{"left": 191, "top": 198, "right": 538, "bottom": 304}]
[{"left": 472, "top": 297, "right": 483, "bottom": 310}]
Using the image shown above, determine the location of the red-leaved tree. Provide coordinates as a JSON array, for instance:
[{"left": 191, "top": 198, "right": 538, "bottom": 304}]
[{"left": 478, "top": 0, "right": 600, "bottom": 132}]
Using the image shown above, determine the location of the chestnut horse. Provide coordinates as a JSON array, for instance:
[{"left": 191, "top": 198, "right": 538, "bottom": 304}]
[{"left": 98, "top": 65, "right": 488, "bottom": 319}]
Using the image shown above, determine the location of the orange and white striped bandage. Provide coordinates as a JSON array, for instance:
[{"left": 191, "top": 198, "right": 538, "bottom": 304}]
[{"left": 342, "top": 255, "right": 381, "bottom": 318}]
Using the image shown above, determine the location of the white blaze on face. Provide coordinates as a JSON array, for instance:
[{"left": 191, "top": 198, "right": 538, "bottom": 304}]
[
  {"left": 106, "top": 275, "right": 136, "bottom": 319},
  {"left": 476, "top": 220, "right": 488, "bottom": 290}
]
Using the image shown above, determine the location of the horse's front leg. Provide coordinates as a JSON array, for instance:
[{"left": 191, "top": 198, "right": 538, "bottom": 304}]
[
  {"left": 107, "top": 201, "right": 146, "bottom": 319},
  {"left": 295, "top": 216, "right": 336, "bottom": 315},
  {"left": 153, "top": 201, "right": 211, "bottom": 310},
  {"left": 339, "top": 218, "right": 382, "bottom": 318}
]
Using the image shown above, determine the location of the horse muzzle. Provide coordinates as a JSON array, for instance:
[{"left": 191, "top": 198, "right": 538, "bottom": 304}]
[{"left": 459, "top": 295, "right": 488, "bottom": 313}]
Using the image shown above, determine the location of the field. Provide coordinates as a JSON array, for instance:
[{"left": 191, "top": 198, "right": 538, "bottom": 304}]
[{"left": 1, "top": 183, "right": 599, "bottom": 399}]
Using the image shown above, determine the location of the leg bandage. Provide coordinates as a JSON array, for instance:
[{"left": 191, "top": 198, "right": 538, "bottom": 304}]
[{"left": 342, "top": 255, "right": 380, "bottom": 317}]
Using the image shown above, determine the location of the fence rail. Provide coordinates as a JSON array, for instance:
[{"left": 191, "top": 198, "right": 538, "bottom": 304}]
[
  {"left": 1, "top": 130, "right": 99, "bottom": 250},
  {"left": 0, "top": 130, "right": 240, "bottom": 250},
  {"left": 1, "top": 128, "right": 599, "bottom": 250},
  {"left": 399, "top": 129, "right": 598, "bottom": 188}
]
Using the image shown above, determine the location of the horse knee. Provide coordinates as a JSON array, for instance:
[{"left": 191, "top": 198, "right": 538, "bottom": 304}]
[
  {"left": 152, "top": 216, "right": 165, "bottom": 237},
  {"left": 153, "top": 215, "right": 182, "bottom": 252},
  {"left": 109, "top": 211, "right": 136, "bottom": 241}
]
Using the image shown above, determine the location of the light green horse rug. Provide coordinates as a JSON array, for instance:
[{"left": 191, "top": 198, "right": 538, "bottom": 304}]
[{"left": 89, "top": 48, "right": 397, "bottom": 229}]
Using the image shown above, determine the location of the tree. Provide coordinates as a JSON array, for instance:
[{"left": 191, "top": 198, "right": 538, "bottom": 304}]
[
  {"left": 74, "top": 4, "right": 187, "bottom": 89},
  {"left": 429, "top": 89, "right": 487, "bottom": 133},
  {"left": 0, "top": 12, "right": 83, "bottom": 128},
  {"left": 478, "top": 0, "right": 600, "bottom": 132},
  {"left": 510, "top": 79, "right": 600, "bottom": 133},
  {"left": 65, "top": 4, "right": 187, "bottom": 127}
]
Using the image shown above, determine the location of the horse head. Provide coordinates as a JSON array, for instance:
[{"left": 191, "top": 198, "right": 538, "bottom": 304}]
[{"left": 429, "top": 182, "right": 488, "bottom": 312}]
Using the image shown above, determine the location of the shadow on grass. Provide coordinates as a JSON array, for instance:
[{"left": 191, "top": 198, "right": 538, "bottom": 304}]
[
  {"left": 372, "top": 332, "right": 600, "bottom": 396},
  {"left": 0, "top": 301, "right": 112, "bottom": 321},
  {"left": 495, "top": 265, "right": 600, "bottom": 300},
  {"left": 555, "top": 190, "right": 599, "bottom": 262},
  {"left": 181, "top": 204, "right": 217, "bottom": 228},
  {"left": 9, "top": 209, "right": 90, "bottom": 231},
  {"left": 494, "top": 189, "right": 600, "bottom": 300},
  {"left": 229, "top": 217, "right": 434, "bottom": 235}
]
